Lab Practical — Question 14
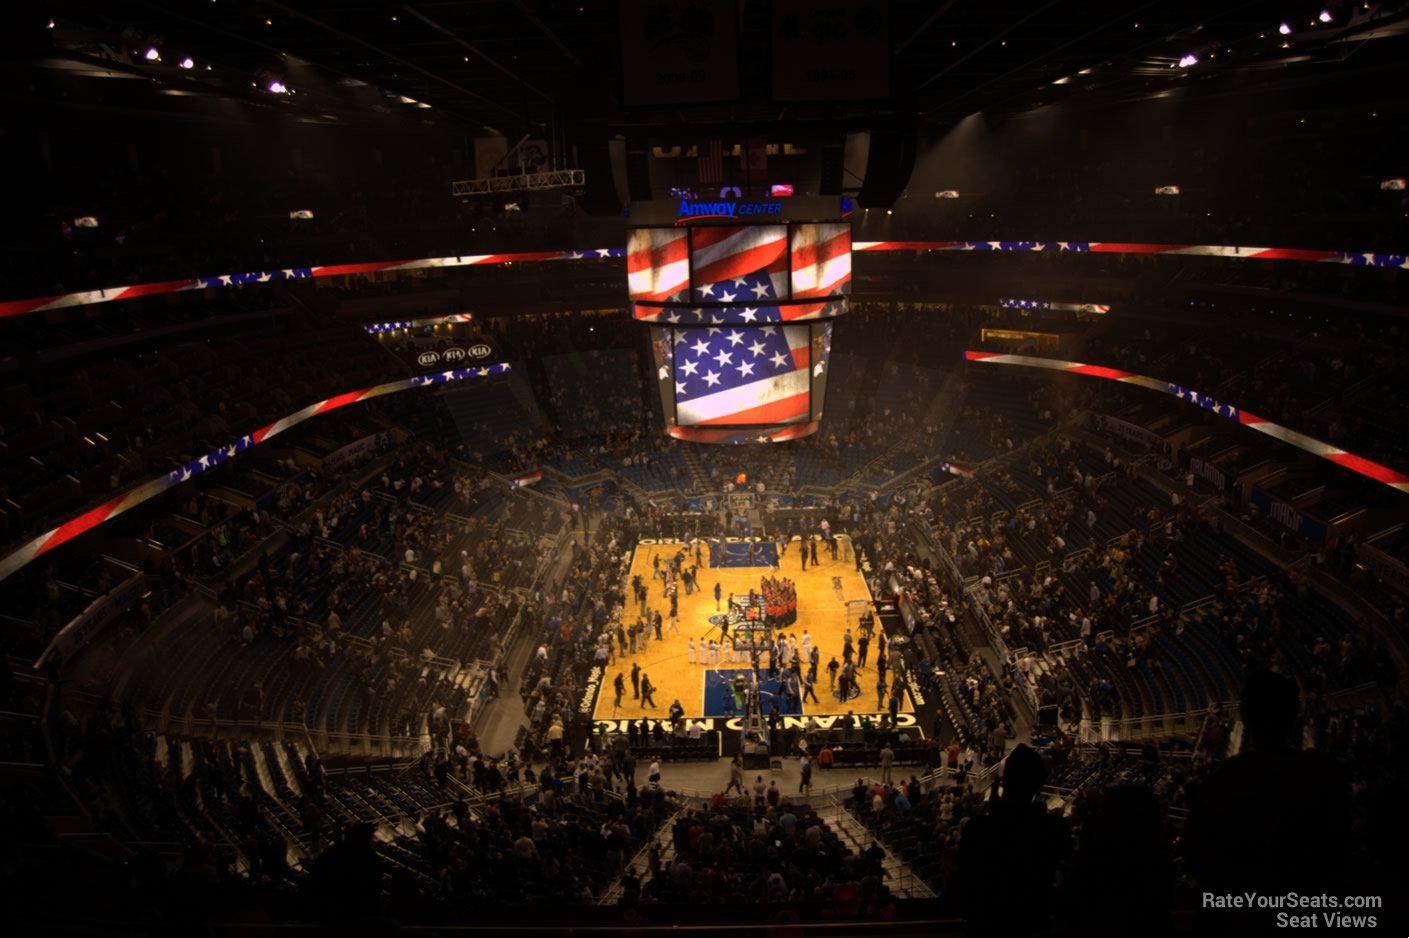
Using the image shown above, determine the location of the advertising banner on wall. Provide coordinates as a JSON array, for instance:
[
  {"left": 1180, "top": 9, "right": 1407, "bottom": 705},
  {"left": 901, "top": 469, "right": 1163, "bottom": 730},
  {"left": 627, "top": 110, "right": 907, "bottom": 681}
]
[
  {"left": 1189, "top": 456, "right": 1227, "bottom": 491},
  {"left": 1359, "top": 541, "right": 1409, "bottom": 597},
  {"left": 1099, "top": 415, "right": 1166, "bottom": 452},
  {"left": 1250, "top": 488, "right": 1328, "bottom": 545},
  {"left": 323, "top": 432, "right": 391, "bottom": 472},
  {"left": 36, "top": 571, "right": 146, "bottom": 669}
]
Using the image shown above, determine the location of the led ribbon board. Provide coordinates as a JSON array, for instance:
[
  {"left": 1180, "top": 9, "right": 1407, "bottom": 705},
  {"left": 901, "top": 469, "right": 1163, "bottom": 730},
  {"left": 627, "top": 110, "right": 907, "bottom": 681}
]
[
  {"left": 0, "top": 364, "right": 514, "bottom": 582},
  {"left": 964, "top": 350, "right": 1409, "bottom": 494},
  {"left": 3, "top": 240, "right": 1403, "bottom": 320}
]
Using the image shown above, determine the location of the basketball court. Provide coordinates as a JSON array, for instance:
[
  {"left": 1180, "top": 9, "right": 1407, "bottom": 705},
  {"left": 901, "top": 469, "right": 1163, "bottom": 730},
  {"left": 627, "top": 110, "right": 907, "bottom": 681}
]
[{"left": 590, "top": 534, "right": 916, "bottom": 727}]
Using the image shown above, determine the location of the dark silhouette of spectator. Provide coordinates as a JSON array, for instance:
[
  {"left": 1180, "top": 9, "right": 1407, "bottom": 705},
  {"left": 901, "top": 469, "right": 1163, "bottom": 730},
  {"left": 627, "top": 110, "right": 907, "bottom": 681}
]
[
  {"left": 957, "top": 743, "right": 1067, "bottom": 936},
  {"left": 1183, "top": 669, "right": 1350, "bottom": 932},
  {"left": 1063, "top": 784, "right": 1172, "bottom": 937},
  {"left": 306, "top": 822, "right": 383, "bottom": 919}
]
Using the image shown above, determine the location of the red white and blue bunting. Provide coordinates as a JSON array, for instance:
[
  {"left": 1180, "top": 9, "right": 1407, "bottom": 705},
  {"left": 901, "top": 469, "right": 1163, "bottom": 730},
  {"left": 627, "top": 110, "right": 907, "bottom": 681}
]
[
  {"left": 2, "top": 240, "right": 1404, "bottom": 320},
  {"left": 0, "top": 364, "right": 512, "bottom": 583},
  {"left": 964, "top": 351, "right": 1409, "bottom": 495}
]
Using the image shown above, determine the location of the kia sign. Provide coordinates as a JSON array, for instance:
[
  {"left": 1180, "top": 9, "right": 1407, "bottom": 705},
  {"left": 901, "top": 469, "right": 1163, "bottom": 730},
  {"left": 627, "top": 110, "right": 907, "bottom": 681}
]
[{"left": 415, "top": 343, "right": 495, "bottom": 369}]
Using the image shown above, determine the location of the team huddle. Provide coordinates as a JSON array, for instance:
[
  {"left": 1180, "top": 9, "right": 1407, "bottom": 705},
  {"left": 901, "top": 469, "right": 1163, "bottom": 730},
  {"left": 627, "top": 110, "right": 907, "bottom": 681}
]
[{"left": 759, "top": 576, "right": 798, "bottom": 627}]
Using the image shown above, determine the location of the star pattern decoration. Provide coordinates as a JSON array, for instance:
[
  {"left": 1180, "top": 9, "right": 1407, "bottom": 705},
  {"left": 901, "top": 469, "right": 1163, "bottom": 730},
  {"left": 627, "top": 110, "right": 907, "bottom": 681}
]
[{"left": 671, "top": 324, "right": 809, "bottom": 407}]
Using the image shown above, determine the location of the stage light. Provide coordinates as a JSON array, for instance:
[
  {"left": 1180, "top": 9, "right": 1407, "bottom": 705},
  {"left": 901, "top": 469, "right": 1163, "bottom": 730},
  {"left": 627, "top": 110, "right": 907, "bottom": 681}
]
[
  {"left": 48, "top": 19, "right": 54, "bottom": 28},
  {"left": 268, "top": 80, "right": 288, "bottom": 94},
  {"left": 144, "top": 47, "right": 161, "bottom": 62},
  {"left": 886, "top": 209, "right": 892, "bottom": 215},
  {"left": 1319, "top": 9, "right": 1332, "bottom": 21},
  {"left": 1278, "top": 22, "right": 1292, "bottom": 34},
  {"left": 1178, "top": 53, "right": 1197, "bottom": 67},
  {"left": 179, "top": 57, "right": 194, "bottom": 69}
]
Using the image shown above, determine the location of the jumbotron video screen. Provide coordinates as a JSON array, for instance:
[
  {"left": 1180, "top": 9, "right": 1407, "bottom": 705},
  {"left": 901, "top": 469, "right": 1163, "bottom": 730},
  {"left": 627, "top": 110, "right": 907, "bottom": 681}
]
[{"left": 627, "top": 200, "right": 851, "bottom": 442}]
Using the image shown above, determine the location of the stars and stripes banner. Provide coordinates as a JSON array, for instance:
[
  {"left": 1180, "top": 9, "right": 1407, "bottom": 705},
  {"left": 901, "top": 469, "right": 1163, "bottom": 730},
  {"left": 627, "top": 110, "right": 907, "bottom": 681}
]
[
  {"left": 0, "top": 249, "right": 623, "bottom": 320},
  {"left": 0, "top": 363, "right": 513, "bottom": 583},
  {"left": 671, "top": 324, "right": 813, "bottom": 426},
  {"left": 698, "top": 140, "right": 724, "bottom": 185},
  {"left": 627, "top": 229, "right": 690, "bottom": 302},
  {"left": 668, "top": 424, "right": 818, "bottom": 444},
  {"left": 633, "top": 300, "right": 845, "bottom": 325},
  {"left": 690, "top": 225, "right": 789, "bottom": 303},
  {"left": 999, "top": 298, "right": 1110, "bottom": 314},
  {"left": 4, "top": 238, "right": 1406, "bottom": 320},
  {"left": 511, "top": 470, "right": 543, "bottom": 489},
  {"left": 964, "top": 350, "right": 1409, "bottom": 495},
  {"left": 856, "top": 240, "right": 1409, "bottom": 269},
  {"left": 791, "top": 224, "right": 852, "bottom": 299}
]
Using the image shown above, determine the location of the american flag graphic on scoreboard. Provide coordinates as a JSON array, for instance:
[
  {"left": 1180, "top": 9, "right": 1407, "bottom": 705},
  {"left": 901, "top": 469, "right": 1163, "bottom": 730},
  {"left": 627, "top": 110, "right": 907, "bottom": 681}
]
[
  {"left": 631, "top": 224, "right": 846, "bottom": 323},
  {"left": 671, "top": 324, "right": 814, "bottom": 426},
  {"left": 790, "top": 223, "right": 851, "bottom": 298},
  {"left": 626, "top": 229, "right": 689, "bottom": 301},
  {"left": 635, "top": 300, "right": 845, "bottom": 325},
  {"left": 690, "top": 225, "right": 790, "bottom": 303}
]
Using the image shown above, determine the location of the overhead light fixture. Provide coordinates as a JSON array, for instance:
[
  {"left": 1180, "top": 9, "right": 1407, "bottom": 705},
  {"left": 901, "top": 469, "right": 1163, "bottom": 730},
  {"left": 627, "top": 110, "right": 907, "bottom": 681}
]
[
  {"left": 1278, "top": 22, "right": 1292, "bottom": 34},
  {"left": 144, "top": 47, "right": 161, "bottom": 62},
  {"left": 179, "top": 57, "right": 194, "bottom": 69},
  {"left": 1318, "top": 9, "right": 1332, "bottom": 22},
  {"left": 1178, "top": 53, "right": 1198, "bottom": 68}
]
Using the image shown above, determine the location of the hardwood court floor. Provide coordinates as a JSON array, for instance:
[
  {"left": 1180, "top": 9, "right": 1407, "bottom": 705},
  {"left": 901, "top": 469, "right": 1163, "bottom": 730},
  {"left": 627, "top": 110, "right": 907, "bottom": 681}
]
[{"left": 593, "top": 537, "right": 914, "bottom": 722}]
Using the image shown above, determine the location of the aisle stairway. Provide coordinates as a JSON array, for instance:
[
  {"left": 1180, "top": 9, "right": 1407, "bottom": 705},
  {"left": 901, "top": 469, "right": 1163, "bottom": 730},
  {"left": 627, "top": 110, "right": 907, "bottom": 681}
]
[
  {"left": 595, "top": 802, "right": 936, "bottom": 903},
  {"left": 826, "top": 802, "right": 937, "bottom": 899}
]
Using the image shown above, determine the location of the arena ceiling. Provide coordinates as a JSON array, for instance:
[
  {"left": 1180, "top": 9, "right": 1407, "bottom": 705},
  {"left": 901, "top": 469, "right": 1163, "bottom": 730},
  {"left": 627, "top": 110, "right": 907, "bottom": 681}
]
[{"left": 17, "top": 0, "right": 1409, "bottom": 137}]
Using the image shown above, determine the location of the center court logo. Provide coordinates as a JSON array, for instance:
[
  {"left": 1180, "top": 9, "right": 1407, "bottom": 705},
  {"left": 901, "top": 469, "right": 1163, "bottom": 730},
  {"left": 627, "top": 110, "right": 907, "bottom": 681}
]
[{"left": 592, "top": 712, "right": 918, "bottom": 734}]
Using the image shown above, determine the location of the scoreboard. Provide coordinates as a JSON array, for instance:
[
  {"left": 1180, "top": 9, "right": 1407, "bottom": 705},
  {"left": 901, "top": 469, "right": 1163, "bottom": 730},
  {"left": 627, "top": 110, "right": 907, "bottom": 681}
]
[{"left": 627, "top": 197, "right": 852, "bottom": 443}]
